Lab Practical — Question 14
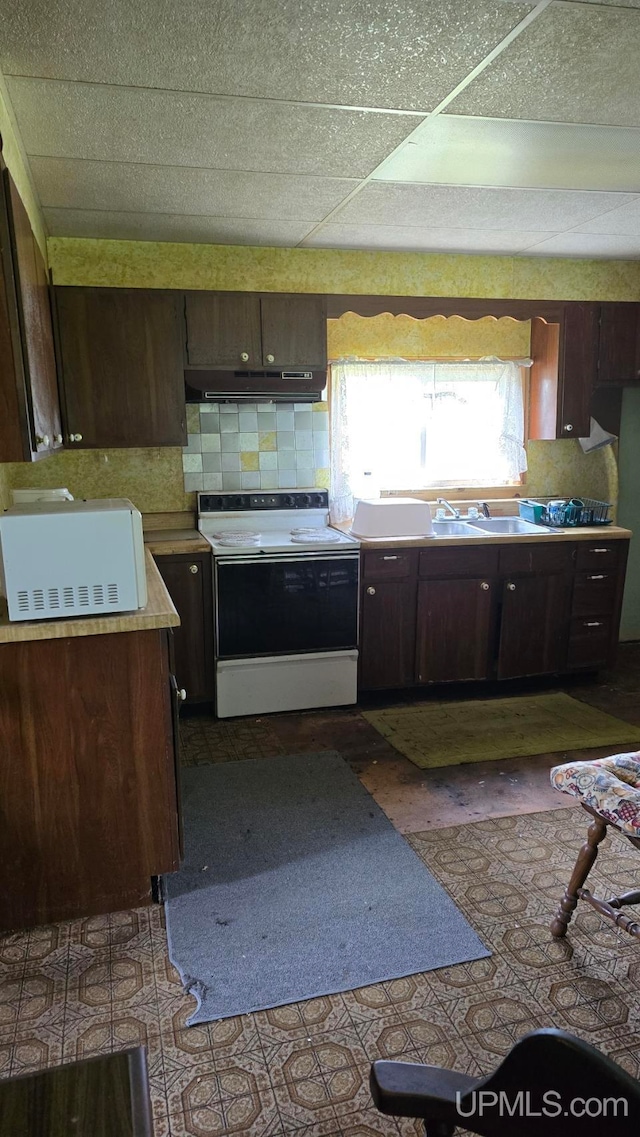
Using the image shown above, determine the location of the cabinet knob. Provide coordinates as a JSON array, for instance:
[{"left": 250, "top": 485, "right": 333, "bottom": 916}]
[
  {"left": 480, "top": 581, "right": 490, "bottom": 590},
  {"left": 35, "top": 434, "right": 50, "bottom": 447},
  {"left": 240, "top": 351, "right": 249, "bottom": 362},
  {"left": 507, "top": 582, "right": 516, "bottom": 591},
  {"left": 178, "top": 688, "right": 187, "bottom": 702},
  {"left": 54, "top": 433, "right": 63, "bottom": 445},
  {"left": 366, "top": 586, "right": 376, "bottom": 596},
  {"left": 564, "top": 423, "right": 574, "bottom": 432},
  {"left": 68, "top": 432, "right": 83, "bottom": 443},
  {"left": 266, "top": 353, "right": 275, "bottom": 363},
  {"left": 189, "top": 563, "right": 199, "bottom": 574}
]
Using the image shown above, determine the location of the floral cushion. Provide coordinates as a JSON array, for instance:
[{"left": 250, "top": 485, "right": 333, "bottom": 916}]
[{"left": 551, "top": 751, "right": 640, "bottom": 836}]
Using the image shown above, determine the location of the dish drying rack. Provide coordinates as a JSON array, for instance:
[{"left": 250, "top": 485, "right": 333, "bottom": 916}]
[{"left": 519, "top": 498, "right": 612, "bottom": 528}]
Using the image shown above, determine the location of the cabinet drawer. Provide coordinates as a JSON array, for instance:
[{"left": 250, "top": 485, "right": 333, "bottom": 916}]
[
  {"left": 499, "top": 542, "right": 574, "bottom": 575},
  {"left": 567, "top": 616, "right": 612, "bottom": 670},
  {"left": 362, "top": 549, "right": 417, "bottom": 581},
  {"left": 571, "top": 571, "right": 618, "bottom": 617},
  {"left": 575, "top": 542, "right": 621, "bottom": 572},
  {"left": 419, "top": 547, "right": 499, "bottom": 579}
]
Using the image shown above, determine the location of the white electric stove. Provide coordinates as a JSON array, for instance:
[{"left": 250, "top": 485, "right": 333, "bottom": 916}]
[{"left": 197, "top": 490, "right": 360, "bottom": 718}]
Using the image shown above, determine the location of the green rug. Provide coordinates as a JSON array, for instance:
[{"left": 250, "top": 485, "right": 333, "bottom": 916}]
[{"left": 363, "top": 692, "right": 640, "bottom": 770}]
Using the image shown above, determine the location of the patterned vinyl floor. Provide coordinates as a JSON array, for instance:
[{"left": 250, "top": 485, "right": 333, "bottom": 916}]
[{"left": 1, "top": 721, "right": 640, "bottom": 1135}]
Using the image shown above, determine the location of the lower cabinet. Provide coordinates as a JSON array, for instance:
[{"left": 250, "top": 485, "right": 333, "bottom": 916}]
[
  {"left": 0, "top": 629, "right": 180, "bottom": 931},
  {"left": 359, "top": 539, "right": 629, "bottom": 692},
  {"left": 155, "top": 551, "right": 214, "bottom": 704}
]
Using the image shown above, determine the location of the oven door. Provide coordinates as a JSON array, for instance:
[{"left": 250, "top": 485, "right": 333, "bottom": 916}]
[{"left": 215, "top": 553, "right": 359, "bottom": 659}]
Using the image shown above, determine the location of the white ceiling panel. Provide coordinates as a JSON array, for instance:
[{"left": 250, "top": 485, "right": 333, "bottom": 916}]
[
  {"left": 333, "top": 181, "right": 636, "bottom": 232},
  {"left": 521, "top": 232, "right": 640, "bottom": 258},
  {"left": 303, "top": 223, "right": 553, "bottom": 253},
  {"left": 42, "top": 208, "right": 315, "bottom": 245},
  {"left": 0, "top": 0, "right": 533, "bottom": 111},
  {"left": 30, "top": 157, "right": 357, "bottom": 221},
  {"left": 7, "top": 77, "right": 421, "bottom": 179},
  {"left": 450, "top": 3, "right": 640, "bottom": 126},
  {"left": 570, "top": 197, "right": 640, "bottom": 235},
  {"left": 375, "top": 115, "right": 640, "bottom": 192}
]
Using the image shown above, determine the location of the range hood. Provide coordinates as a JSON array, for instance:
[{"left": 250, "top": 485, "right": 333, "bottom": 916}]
[{"left": 185, "top": 368, "right": 327, "bottom": 404}]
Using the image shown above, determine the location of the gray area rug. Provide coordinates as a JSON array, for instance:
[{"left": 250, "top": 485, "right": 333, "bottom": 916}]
[{"left": 165, "top": 751, "right": 489, "bottom": 1024}]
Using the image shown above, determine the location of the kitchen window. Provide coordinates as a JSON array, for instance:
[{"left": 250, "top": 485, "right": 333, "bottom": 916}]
[{"left": 330, "top": 359, "right": 528, "bottom": 521}]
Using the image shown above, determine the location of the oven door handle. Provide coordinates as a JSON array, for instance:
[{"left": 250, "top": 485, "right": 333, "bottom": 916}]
[{"left": 216, "top": 553, "right": 360, "bottom": 566}]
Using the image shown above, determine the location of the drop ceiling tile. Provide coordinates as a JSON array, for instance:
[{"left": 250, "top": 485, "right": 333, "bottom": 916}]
[
  {"left": 571, "top": 197, "right": 640, "bottom": 235},
  {"left": 7, "top": 77, "right": 420, "bottom": 179},
  {"left": 376, "top": 115, "right": 640, "bottom": 191},
  {"left": 450, "top": 2, "right": 640, "bottom": 126},
  {"left": 304, "top": 223, "right": 553, "bottom": 253},
  {"left": 0, "top": 0, "right": 533, "bottom": 110},
  {"left": 42, "top": 208, "right": 315, "bottom": 245},
  {"left": 521, "top": 233, "right": 640, "bottom": 258},
  {"left": 30, "top": 156, "right": 357, "bottom": 221},
  {"left": 334, "top": 181, "right": 634, "bottom": 232}
]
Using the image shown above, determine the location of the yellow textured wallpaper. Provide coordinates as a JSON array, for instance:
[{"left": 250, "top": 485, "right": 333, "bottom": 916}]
[
  {"left": 0, "top": 79, "right": 47, "bottom": 258},
  {"left": 48, "top": 238, "right": 640, "bottom": 301},
  {"left": 328, "top": 313, "right": 531, "bottom": 360}
]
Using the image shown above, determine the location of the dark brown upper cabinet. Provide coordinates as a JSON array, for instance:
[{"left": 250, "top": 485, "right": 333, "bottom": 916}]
[
  {"left": 54, "top": 287, "right": 186, "bottom": 448},
  {"left": 0, "top": 162, "right": 62, "bottom": 462},
  {"left": 529, "top": 303, "right": 598, "bottom": 440},
  {"left": 184, "top": 291, "right": 327, "bottom": 371},
  {"left": 596, "top": 302, "right": 640, "bottom": 386}
]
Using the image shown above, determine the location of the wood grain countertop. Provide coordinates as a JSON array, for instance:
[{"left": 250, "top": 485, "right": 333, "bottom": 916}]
[
  {"left": 0, "top": 549, "right": 179, "bottom": 645},
  {"left": 144, "top": 529, "right": 211, "bottom": 555},
  {"left": 352, "top": 524, "right": 632, "bottom": 550}
]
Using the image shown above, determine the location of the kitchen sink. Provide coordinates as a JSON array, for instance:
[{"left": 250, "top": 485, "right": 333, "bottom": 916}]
[
  {"left": 466, "top": 517, "right": 556, "bottom": 535},
  {"left": 431, "top": 521, "right": 484, "bottom": 536}
]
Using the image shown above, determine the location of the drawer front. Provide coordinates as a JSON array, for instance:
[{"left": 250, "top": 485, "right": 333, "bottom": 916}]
[
  {"left": 419, "top": 546, "right": 499, "bottom": 579},
  {"left": 572, "top": 571, "right": 618, "bottom": 617},
  {"left": 567, "top": 616, "right": 612, "bottom": 670},
  {"left": 362, "top": 549, "right": 417, "bottom": 581},
  {"left": 575, "top": 542, "right": 621, "bottom": 572},
  {"left": 499, "top": 543, "right": 574, "bottom": 575}
]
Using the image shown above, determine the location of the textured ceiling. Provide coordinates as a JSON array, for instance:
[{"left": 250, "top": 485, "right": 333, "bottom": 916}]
[{"left": 1, "top": 0, "right": 640, "bottom": 258}]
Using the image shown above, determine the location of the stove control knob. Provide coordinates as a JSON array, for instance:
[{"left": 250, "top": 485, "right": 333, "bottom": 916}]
[
  {"left": 283, "top": 495, "right": 295, "bottom": 507},
  {"left": 300, "top": 494, "right": 311, "bottom": 506}
]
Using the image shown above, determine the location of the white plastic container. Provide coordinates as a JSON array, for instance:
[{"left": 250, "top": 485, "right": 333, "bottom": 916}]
[
  {"left": 12, "top": 487, "right": 74, "bottom": 504},
  {"left": 350, "top": 497, "right": 434, "bottom": 539}
]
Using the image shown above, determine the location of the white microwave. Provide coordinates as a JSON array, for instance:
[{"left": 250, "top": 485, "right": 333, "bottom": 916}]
[{"left": 0, "top": 498, "right": 147, "bottom": 622}]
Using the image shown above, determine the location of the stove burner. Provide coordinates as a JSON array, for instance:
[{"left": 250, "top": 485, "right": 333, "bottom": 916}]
[
  {"left": 290, "top": 529, "right": 342, "bottom": 544},
  {"left": 215, "top": 531, "right": 262, "bottom": 547}
]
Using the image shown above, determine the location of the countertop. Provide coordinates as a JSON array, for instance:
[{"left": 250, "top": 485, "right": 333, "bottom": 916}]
[
  {"left": 352, "top": 524, "right": 632, "bottom": 550},
  {"left": 144, "top": 528, "right": 211, "bottom": 555},
  {"left": 0, "top": 549, "right": 179, "bottom": 645}
]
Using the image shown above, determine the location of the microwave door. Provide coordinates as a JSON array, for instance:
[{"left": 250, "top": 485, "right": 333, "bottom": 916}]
[{"left": 215, "top": 554, "right": 359, "bottom": 659}]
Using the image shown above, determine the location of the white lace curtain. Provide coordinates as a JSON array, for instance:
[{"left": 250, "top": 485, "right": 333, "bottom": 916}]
[{"left": 330, "top": 360, "right": 528, "bottom": 523}]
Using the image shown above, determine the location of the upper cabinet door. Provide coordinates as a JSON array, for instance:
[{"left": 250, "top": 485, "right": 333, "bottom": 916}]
[
  {"left": 184, "top": 291, "right": 261, "bottom": 368},
  {"left": 597, "top": 303, "right": 640, "bottom": 386},
  {"left": 8, "top": 178, "right": 62, "bottom": 456},
  {"left": 55, "top": 287, "right": 186, "bottom": 448},
  {"left": 559, "top": 302, "right": 598, "bottom": 438},
  {"left": 260, "top": 294, "right": 327, "bottom": 369}
]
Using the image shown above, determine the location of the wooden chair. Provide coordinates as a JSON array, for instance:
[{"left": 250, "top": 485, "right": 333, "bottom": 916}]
[
  {"left": 370, "top": 1027, "right": 640, "bottom": 1136},
  {"left": 549, "top": 752, "right": 640, "bottom": 940}
]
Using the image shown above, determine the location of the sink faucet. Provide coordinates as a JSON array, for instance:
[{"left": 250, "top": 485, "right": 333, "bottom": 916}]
[
  {"left": 436, "top": 497, "right": 460, "bottom": 519},
  {"left": 478, "top": 501, "right": 491, "bottom": 518}
]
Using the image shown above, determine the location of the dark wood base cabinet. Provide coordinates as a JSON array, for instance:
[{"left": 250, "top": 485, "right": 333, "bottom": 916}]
[
  {"left": 155, "top": 552, "right": 214, "bottom": 704},
  {"left": 0, "top": 629, "right": 180, "bottom": 932},
  {"left": 359, "top": 540, "right": 629, "bottom": 692}
]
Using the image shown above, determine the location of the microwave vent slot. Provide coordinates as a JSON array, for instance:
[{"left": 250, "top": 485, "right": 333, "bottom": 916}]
[{"left": 10, "top": 581, "right": 122, "bottom": 618}]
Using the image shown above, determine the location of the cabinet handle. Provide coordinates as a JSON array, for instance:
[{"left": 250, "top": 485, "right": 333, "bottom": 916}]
[
  {"left": 480, "top": 581, "right": 490, "bottom": 590},
  {"left": 564, "top": 423, "right": 574, "bottom": 432},
  {"left": 590, "top": 548, "right": 609, "bottom": 554},
  {"left": 507, "top": 582, "right": 516, "bottom": 591},
  {"left": 266, "top": 353, "right": 275, "bottom": 363},
  {"left": 68, "top": 432, "right": 83, "bottom": 443},
  {"left": 240, "top": 351, "right": 249, "bottom": 362},
  {"left": 366, "top": 586, "right": 376, "bottom": 596},
  {"left": 585, "top": 621, "right": 604, "bottom": 627},
  {"left": 178, "top": 688, "right": 187, "bottom": 701},
  {"left": 189, "top": 563, "right": 199, "bottom": 574},
  {"left": 382, "top": 555, "right": 399, "bottom": 561},
  {"left": 35, "top": 433, "right": 50, "bottom": 447},
  {"left": 587, "top": 574, "right": 606, "bottom": 580}
]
